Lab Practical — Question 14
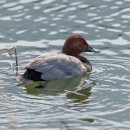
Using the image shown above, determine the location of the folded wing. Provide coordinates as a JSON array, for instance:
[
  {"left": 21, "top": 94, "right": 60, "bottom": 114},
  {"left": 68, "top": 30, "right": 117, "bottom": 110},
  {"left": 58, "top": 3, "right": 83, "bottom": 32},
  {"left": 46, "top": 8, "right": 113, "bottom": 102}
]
[{"left": 25, "top": 53, "right": 87, "bottom": 80}]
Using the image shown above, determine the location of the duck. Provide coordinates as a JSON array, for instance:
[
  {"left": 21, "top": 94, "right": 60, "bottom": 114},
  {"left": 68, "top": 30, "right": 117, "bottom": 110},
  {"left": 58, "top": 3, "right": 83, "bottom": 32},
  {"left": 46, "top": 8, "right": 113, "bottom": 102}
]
[{"left": 22, "top": 34, "right": 99, "bottom": 87}]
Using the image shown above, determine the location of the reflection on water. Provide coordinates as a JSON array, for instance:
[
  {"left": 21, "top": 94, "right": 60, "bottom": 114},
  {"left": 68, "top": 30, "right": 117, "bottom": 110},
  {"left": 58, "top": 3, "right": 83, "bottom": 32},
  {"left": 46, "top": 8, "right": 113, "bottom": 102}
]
[
  {"left": 67, "top": 87, "right": 92, "bottom": 103},
  {"left": 0, "top": 0, "right": 130, "bottom": 130},
  {"left": 19, "top": 76, "right": 90, "bottom": 95},
  {"left": 20, "top": 75, "right": 93, "bottom": 103}
]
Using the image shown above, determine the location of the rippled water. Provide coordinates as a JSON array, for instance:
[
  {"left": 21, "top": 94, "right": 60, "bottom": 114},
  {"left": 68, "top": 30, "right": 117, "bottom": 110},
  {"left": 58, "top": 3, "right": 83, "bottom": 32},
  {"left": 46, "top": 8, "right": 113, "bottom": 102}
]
[{"left": 0, "top": 0, "right": 130, "bottom": 130}]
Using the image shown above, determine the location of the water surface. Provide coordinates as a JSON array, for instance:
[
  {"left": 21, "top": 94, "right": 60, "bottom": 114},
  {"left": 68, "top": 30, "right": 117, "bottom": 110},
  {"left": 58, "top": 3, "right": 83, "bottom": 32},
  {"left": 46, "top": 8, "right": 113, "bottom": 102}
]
[{"left": 0, "top": 0, "right": 130, "bottom": 130}]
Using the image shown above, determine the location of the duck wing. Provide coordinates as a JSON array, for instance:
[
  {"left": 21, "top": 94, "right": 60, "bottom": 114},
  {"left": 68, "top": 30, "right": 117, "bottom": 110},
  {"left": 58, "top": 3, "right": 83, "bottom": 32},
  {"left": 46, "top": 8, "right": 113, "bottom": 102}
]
[{"left": 25, "top": 53, "right": 87, "bottom": 80}]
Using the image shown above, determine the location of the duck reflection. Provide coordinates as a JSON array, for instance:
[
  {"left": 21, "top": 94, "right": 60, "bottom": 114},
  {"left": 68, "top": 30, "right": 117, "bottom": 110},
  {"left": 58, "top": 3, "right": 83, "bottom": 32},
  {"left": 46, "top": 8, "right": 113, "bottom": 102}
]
[
  {"left": 19, "top": 74, "right": 95, "bottom": 103},
  {"left": 59, "top": 117, "right": 94, "bottom": 130},
  {"left": 67, "top": 87, "right": 92, "bottom": 103}
]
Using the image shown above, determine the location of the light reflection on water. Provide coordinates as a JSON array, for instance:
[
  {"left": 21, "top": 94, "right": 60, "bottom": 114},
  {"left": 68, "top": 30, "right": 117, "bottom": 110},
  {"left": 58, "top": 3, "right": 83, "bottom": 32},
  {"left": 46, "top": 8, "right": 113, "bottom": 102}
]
[{"left": 0, "top": 0, "right": 130, "bottom": 130}]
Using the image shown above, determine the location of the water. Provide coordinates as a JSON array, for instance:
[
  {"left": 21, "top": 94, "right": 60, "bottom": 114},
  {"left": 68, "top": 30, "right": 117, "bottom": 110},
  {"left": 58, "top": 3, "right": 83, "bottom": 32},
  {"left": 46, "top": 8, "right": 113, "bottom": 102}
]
[{"left": 0, "top": 0, "right": 130, "bottom": 129}]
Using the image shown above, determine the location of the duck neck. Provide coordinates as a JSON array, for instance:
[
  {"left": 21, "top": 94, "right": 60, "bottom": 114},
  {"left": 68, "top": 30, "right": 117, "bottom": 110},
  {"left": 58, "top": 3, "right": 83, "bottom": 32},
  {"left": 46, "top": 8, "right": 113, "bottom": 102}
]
[{"left": 62, "top": 51, "right": 79, "bottom": 57}]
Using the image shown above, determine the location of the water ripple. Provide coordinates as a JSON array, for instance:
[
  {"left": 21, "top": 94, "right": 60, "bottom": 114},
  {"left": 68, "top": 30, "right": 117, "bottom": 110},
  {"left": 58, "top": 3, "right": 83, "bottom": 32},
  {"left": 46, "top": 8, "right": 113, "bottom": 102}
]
[{"left": 1, "top": 0, "right": 130, "bottom": 129}]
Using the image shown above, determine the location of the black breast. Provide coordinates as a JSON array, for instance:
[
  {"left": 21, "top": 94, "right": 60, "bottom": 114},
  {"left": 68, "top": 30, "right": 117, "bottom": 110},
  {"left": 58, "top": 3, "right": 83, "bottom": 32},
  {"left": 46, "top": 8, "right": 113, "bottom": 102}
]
[
  {"left": 23, "top": 69, "right": 44, "bottom": 81},
  {"left": 78, "top": 56, "right": 92, "bottom": 72}
]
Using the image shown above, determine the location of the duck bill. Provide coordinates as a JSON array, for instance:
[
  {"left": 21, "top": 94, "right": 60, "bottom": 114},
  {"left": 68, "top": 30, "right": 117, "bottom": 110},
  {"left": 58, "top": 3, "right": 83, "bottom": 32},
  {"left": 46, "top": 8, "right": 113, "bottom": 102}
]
[{"left": 85, "top": 46, "right": 100, "bottom": 53}]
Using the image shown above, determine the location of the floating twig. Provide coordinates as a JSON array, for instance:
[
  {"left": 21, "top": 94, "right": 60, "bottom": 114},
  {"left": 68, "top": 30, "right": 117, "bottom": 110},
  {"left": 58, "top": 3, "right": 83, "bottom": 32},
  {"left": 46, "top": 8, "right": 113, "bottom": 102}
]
[
  {"left": 1, "top": 46, "right": 19, "bottom": 76},
  {"left": 14, "top": 47, "right": 18, "bottom": 76}
]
